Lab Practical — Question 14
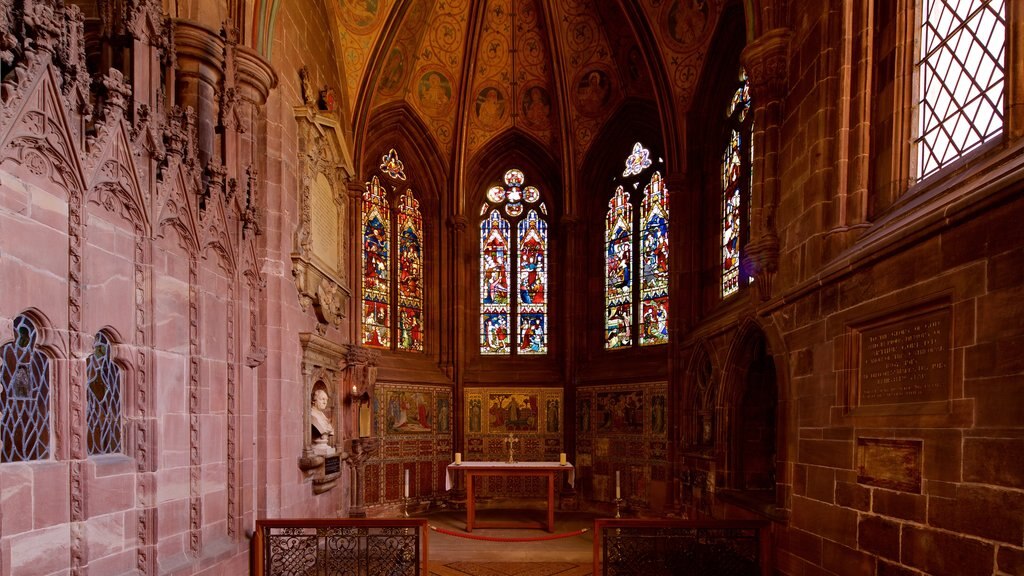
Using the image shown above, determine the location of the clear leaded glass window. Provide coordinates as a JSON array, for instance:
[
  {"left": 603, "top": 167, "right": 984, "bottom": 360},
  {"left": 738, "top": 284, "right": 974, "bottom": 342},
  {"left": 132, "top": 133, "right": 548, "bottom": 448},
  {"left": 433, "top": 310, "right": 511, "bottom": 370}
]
[
  {"left": 1, "top": 315, "right": 50, "bottom": 462},
  {"left": 722, "top": 68, "right": 751, "bottom": 298},
  {"left": 361, "top": 149, "right": 425, "bottom": 351},
  {"left": 87, "top": 332, "right": 122, "bottom": 455},
  {"left": 916, "top": 0, "right": 1005, "bottom": 180},
  {"left": 605, "top": 142, "right": 669, "bottom": 349},
  {"left": 480, "top": 169, "right": 548, "bottom": 355}
]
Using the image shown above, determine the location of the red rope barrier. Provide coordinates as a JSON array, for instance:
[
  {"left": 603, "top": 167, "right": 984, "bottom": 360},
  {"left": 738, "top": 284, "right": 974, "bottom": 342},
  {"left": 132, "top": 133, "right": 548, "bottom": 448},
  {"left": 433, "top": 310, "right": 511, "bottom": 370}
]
[{"left": 429, "top": 525, "right": 589, "bottom": 542}]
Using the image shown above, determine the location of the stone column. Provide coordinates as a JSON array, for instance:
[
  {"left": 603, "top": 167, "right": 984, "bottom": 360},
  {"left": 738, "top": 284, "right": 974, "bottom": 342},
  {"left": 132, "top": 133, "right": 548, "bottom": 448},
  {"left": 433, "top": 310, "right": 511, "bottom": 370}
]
[
  {"left": 741, "top": 28, "right": 791, "bottom": 301},
  {"left": 344, "top": 346, "right": 380, "bottom": 517},
  {"left": 233, "top": 43, "right": 276, "bottom": 241},
  {"left": 663, "top": 172, "right": 688, "bottom": 513},
  {"left": 173, "top": 20, "right": 224, "bottom": 168}
]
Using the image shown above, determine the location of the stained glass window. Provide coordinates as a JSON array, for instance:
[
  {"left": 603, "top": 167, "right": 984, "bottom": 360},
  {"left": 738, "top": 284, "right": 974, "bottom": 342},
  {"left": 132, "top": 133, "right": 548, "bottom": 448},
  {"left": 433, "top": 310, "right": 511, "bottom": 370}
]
[
  {"left": 1, "top": 315, "right": 50, "bottom": 462},
  {"left": 397, "top": 190, "right": 424, "bottom": 351},
  {"left": 640, "top": 173, "right": 669, "bottom": 346},
  {"left": 916, "top": 0, "right": 1005, "bottom": 180},
  {"left": 605, "top": 142, "right": 669, "bottom": 349},
  {"left": 480, "top": 169, "right": 548, "bottom": 355},
  {"left": 361, "top": 148, "right": 426, "bottom": 352},
  {"left": 87, "top": 332, "right": 122, "bottom": 455},
  {"left": 362, "top": 176, "right": 391, "bottom": 348},
  {"left": 722, "top": 68, "right": 751, "bottom": 298},
  {"left": 517, "top": 210, "right": 548, "bottom": 354},
  {"left": 605, "top": 186, "right": 633, "bottom": 349}
]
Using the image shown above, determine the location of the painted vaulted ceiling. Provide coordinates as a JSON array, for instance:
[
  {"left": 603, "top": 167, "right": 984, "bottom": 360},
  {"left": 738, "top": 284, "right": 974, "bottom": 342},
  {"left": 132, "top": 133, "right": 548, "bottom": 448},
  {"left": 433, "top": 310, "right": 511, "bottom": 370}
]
[{"left": 322, "top": 0, "right": 731, "bottom": 172}]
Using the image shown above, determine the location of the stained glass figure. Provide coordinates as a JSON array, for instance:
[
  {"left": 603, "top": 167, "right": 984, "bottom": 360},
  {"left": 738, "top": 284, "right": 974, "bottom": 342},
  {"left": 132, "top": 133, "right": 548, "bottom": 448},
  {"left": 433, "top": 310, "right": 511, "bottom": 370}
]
[
  {"left": 517, "top": 210, "right": 548, "bottom": 354},
  {"left": 362, "top": 176, "right": 391, "bottom": 348},
  {"left": 481, "top": 210, "right": 511, "bottom": 354},
  {"left": 479, "top": 169, "right": 547, "bottom": 355},
  {"left": 1, "top": 315, "right": 50, "bottom": 462},
  {"left": 87, "top": 332, "right": 122, "bottom": 455},
  {"left": 722, "top": 67, "right": 751, "bottom": 298},
  {"left": 623, "top": 142, "right": 653, "bottom": 177},
  {"left": 397, "top": 189, "right": 424, "bottom": 351},
  {"left": 605, "top": 186, "right": 633, "bottom": 349},
  {"left": 917, "top": 0, "right": 1005, "bottom": 180},
  {"left": 380, "top": 148, "right": 407, "bottom": 180},
  {"left": 640, "top": 172, "right": 669, "bottom": 346}
]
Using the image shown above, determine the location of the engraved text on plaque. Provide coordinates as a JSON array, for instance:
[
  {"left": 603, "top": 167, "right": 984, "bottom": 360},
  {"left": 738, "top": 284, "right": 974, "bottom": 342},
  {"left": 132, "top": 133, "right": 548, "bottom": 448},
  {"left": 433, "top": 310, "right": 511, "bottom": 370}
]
[{"left": 859, "top": 308, "right": 950, "bottom": 405}]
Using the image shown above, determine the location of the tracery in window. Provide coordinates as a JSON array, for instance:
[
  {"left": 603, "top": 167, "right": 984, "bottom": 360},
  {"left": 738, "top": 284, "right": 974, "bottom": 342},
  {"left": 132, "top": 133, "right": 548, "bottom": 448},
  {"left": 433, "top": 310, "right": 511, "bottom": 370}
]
[
  {"left": 605, "top": 142, "right": 668, "bottom": 349},
  {"left": 87, "top": 332, "right": 122, "bottom": 455},
  {"left": 1, "top": 314, "right": 50, "bottom": 461},
  {"left": 480, "top": 169, "right": 548, "bottom": 355},
  {"left": 916, "top": 0, "right": 1005, "bottom": 180},
  {"left": 362, "top": 148, "right": 425, "bottom": 351},
  {"left": 722, "top": 68, "right": 751, "bottom": 298}
]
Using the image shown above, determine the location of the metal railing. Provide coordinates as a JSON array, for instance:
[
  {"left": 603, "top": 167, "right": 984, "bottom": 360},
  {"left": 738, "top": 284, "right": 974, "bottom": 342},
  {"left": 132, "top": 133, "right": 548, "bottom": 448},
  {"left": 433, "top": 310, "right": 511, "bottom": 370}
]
[
  {"left": 253, "top": 518, "right": 429, "bottom": 576},
  {"left": 594, "top": 518, "right": 771, "bottom": 576}
]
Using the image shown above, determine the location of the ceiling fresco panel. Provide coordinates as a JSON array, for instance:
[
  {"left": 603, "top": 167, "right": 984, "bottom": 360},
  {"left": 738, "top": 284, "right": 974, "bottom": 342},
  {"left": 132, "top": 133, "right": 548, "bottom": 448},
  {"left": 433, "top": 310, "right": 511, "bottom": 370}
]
[
  {"left": 404, "top": 0, "right": 471, "bottom": 152},
  {"left": 549, "top": 0, "right": 621, "bottom": 164},
  {"left": 332, "top": 0, "right": 396, "bottom": 118}
]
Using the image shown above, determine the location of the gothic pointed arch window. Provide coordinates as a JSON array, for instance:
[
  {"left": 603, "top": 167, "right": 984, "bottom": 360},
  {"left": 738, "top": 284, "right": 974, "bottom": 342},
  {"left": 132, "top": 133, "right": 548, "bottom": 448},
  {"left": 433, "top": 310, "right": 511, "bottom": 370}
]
[
  {"left": 1, "top": 314, "right": 50, "bottom": 461},
  {"left": 605, "top": 142, "right": 669, "bottom": 349},
  {"left": 480, "top": 168, "right": 548, "bottom": 355},
  {"left": 721, "top": 68, "right": 751, "bottom": 298},
  {"left": 362, "top": 148, "right": 425, "bottom": 352},
  {"left": 87, "top": 332, "right": 122, "bottom": 455}
]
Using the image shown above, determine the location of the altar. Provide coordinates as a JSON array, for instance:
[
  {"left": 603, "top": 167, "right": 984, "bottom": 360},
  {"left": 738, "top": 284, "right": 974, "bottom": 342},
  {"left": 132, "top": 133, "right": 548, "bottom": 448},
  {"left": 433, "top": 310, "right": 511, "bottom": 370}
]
[{"left": 446, "top": 461, "right": 575, "bottom": 533}]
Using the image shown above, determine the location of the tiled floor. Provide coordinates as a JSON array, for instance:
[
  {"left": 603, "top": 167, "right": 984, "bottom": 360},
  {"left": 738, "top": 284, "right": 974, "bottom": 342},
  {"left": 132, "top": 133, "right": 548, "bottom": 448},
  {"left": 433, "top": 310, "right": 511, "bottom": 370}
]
[{"left": 422, "top": 508, "right": 595, "bottom": 570}]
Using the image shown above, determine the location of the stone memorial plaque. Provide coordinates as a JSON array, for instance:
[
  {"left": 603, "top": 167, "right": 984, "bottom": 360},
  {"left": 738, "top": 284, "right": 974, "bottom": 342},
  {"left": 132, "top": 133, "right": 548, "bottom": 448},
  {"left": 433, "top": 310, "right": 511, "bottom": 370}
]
[
  {"left": 858, "top": 308, "right": 950, "bottom": 406},
  {"left": 311, "top": 173, "right": 339, "bottom": 274},
  {"left": 857, "top": 438, "right": 922, "bottom": 493},
  {"left": 324, "top": 455, "right": 341, "bottom": 475}
]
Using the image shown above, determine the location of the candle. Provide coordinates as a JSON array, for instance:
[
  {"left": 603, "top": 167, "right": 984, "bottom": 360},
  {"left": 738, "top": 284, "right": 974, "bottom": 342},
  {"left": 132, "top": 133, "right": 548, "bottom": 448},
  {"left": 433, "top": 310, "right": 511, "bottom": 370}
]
[
  {"left": 404, "top": 469, "right": 410, "bottom": 498},
  {"left": 615, "top": 470, "right": 621, "bottom": 500},
  {"left": 454, "top": 452, "right": 462, "bottom": 465},
  {"left": 559, "top": 452, "right": 567, "bottom": 465}
]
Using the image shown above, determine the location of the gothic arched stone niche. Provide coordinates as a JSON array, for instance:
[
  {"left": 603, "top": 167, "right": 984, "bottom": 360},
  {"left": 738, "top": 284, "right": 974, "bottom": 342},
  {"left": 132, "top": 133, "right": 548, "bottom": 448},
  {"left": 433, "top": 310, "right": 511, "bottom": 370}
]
[
  {"left": 292, "top": 67, "right": 354, "bottom": 333},
  {"left": 298, "top": 333, "right": 350, "bottom": 495}
]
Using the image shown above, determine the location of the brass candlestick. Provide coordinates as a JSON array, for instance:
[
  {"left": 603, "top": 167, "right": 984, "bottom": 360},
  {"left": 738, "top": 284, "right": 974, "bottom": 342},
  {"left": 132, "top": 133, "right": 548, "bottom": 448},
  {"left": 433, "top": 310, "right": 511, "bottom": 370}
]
[{"left": 614, "top": 498, "right": 623, "bottom": 519}]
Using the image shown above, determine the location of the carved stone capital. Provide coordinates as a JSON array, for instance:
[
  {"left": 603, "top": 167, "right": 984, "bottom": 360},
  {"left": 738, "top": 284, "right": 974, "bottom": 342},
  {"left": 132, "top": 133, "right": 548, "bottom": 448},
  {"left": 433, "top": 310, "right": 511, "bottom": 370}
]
[
  {"left": 447, "top": 214, "right": 468, "bottom": 233},
  {"left": 741, "top": 28, "right": 792, "bottom": 103},
  {"left": 346, "top": 345, "right": 380, "bottom": 367}
]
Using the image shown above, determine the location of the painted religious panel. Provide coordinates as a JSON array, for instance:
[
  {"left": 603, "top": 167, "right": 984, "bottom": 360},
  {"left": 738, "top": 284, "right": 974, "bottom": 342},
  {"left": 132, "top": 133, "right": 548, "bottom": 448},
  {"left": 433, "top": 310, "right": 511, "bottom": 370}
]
[
  {"left": 384, "top": 389, "right": 433, "bottom": 433},
  {"left": 369, "top": 383, "right": 453, "bottom": 506},
  {"left": 595, "top": 389, "right": 645, "bottom": 434},
  {"left": 487, "top": 392, "right": 540, "bottom": 432},
  {"left": 463, "top": 387, "right": 563, "bottom": 497},
  {"left": 576, "top": 382, "right": 668, "bottom": 505}
]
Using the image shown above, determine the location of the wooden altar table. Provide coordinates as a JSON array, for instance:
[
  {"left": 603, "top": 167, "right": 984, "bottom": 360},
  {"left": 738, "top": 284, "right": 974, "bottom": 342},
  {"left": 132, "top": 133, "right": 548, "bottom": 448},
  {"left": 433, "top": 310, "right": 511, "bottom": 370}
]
[{"left": 445, "top": 461, "right": 575, "bottom": 533}]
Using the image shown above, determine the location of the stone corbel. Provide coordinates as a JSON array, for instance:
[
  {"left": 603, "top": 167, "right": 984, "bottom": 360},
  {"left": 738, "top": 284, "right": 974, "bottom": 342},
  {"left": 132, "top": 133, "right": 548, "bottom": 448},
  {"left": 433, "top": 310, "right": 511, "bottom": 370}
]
[{"left": 742, "top": 231, "right": 779, "bottom": 302}]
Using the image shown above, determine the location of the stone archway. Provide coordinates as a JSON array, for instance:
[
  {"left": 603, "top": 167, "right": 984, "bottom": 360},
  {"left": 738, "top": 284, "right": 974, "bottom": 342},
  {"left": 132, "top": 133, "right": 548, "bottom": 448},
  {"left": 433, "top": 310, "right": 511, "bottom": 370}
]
[{"left": 735, "top": 333, "right": 776, "bottom": 492}]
